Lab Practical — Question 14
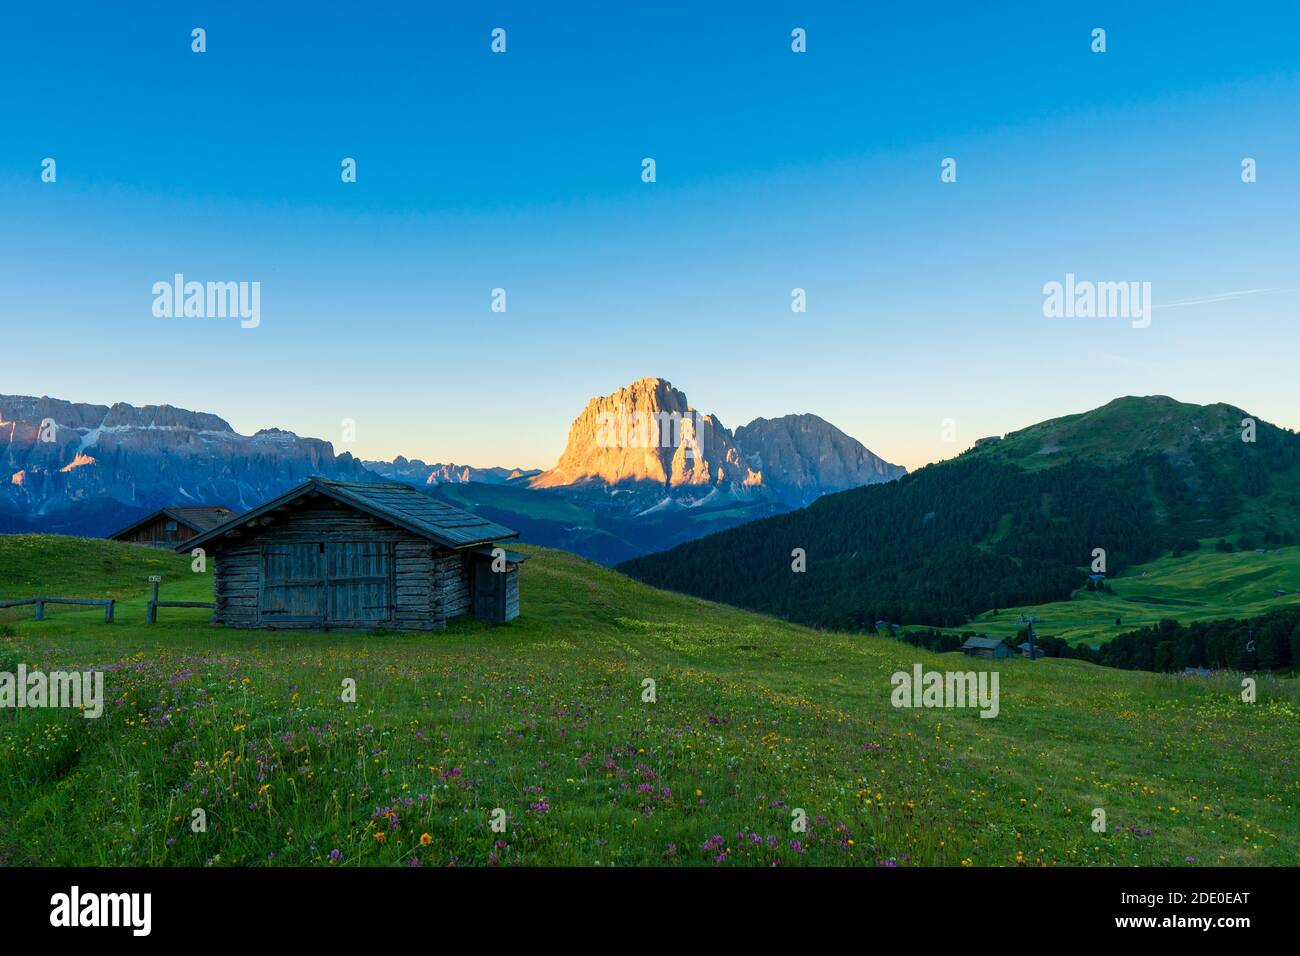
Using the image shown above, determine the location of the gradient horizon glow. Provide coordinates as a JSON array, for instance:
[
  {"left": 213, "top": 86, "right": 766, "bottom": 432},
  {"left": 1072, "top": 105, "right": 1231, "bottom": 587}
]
[{"left": 3, "top": 1, "right": 1298, "bottom": 473}]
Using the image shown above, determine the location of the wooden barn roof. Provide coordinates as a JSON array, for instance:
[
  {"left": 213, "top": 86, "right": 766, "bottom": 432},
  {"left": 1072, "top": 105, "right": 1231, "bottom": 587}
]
[
  {"left": 961, "top": 636, "right": 1005, "bottom": 650},
  {"left": 109, "top": 504, "right": 236, "bottom": 541},
  {"left": 177, "top": 477, "right": 519, "bottom": 552}
]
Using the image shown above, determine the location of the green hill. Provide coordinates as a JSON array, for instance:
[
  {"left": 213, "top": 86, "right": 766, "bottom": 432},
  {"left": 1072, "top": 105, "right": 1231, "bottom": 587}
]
[
  {"left": 1, "top": 534, "right": 1296, "bottom": 867},
  {"left": 974, "top": 396, "right": 1252, "bottom": 470},
  {"left": 0, "top": 534, "right": 203, "bottom": 603},
  {"left": 955, "top": 541, "right": 1300, "bottom": 646},
  {"left": 619, "top": 396, "right": 1300, "bottom": 633}
]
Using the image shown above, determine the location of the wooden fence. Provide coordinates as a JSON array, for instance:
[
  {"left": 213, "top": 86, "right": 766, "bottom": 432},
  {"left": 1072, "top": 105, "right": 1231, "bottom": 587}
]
[
  {"left": 145, "top": 579, "right": 214, "bottom": 623},
  {"left": 0, "top": 597, "right": 116, "bottom": 623},
  {"left": 1, "top": 582, "right": 214, "bottom": 625}
]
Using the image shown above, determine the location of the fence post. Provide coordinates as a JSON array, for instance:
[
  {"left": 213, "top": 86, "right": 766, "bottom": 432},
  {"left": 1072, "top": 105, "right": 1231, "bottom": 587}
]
[
  {"left": 147, "top": 576, "right": 161, "bottom": 624},
  {"left": 104, "top": 600, "right": 115, "bottom": 624},
  {"left": 34, "top": 600, "right": 44, "bottom": 621}
]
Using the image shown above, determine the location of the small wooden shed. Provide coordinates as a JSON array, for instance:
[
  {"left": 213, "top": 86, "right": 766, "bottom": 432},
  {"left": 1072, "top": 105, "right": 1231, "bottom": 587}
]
[
  {"left": 961, "top": 636, "right": 1013, "bottom": 659},
  {"left": 178, "top": 477, "right": 525, "bottom": 631},
  {"left": 109, "top": 505, "right": 236, "bottom": 548}
]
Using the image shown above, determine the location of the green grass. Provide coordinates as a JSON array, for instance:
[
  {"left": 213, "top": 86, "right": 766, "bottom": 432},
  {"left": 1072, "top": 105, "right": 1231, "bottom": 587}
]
[
  {"left": 0, "top": 534, "right": 201, "bottom": 605},
  {"left": 968, "top": 395, "right": 1247, "bottom": 472},
  {"left": 1, "top": 535, "right": 1296, "bottom": 867},
  {"left": 955, "top": 543, "right": 1300, "bottom": 646}
]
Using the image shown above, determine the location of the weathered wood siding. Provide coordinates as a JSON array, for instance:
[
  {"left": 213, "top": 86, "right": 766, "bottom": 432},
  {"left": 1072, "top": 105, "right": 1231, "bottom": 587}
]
[
  {"left": 208, "top": 500, "right": 476, "bottom": 632},
  {"left": 470, "top": 556, "right": 521, "bottom": 623},
  {"left": 117, "top": 515, "right": 198, "bottom": 548},
  {"left": 433, "top": 550, "right": 472, "bottom": 623},
  {"left": 213, "top": 544, "right": 260, "bottom": 627},
  {"left": 503, "top": 566, "right": 520, "bottom": 622}
]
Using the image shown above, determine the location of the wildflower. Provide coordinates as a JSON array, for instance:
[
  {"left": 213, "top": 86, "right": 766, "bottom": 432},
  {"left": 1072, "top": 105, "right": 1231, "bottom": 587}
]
[{"left": 420, "top": 833, "right": 432, "bottom": 846}]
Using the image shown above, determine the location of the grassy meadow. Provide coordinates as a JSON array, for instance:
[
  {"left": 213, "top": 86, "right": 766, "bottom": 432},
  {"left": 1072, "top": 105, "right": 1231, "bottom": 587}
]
[
  {"left": 1, "top": 534, "right": 1297, "bottom": 867},
  {"left": 958, "top": 543, "right": 1300, "bottom": 646}
]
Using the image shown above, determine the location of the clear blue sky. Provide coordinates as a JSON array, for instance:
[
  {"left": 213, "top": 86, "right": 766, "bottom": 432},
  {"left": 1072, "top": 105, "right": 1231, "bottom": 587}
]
[{"left": 2, "top": 1, "right": 1297, "bottom": 472}]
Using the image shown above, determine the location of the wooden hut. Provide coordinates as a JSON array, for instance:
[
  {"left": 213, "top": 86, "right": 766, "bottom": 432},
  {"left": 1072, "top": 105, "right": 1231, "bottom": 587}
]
[
  {"left": 960, "top": 635, "right": 1012, "bottom": 659},
  {"left": 109, "top": 505, "right": 236, "bottom": 548},
  {"left": 178, "top": 477, "right": 526, "bottom": 631}
]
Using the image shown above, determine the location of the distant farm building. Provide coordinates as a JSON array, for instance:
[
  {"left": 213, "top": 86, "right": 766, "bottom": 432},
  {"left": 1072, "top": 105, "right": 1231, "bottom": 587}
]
[
  {"left": 179, "top": 478, "right": 526, "bottom": 631},
  {"left": 110, "top": 505, "right": 236, "bottom": 548},
  {"left": 1016, "top": 641, "right": 1046, "bottom": 659},
  {"left": 961, "top": 636, "right": 1012, "bottom": 659}
]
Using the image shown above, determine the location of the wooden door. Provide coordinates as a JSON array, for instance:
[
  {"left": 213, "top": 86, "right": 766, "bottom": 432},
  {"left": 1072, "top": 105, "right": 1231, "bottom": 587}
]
[
  {"left": 260, "top": 543, "right": 325, "bottom": 624},
  {"left": 324, "top": 542, "right": 393, "bottom": 625},
  {"left": 473, "top": 558, "right": 505, "bottom": 622}
]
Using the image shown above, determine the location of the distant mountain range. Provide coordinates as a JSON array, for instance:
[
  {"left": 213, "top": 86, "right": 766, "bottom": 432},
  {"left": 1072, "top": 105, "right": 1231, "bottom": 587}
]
[
  {"left": 530, "top": 377, "right": 904, "bottom": 512},
  {"left": 0, "top": 395, "right": 368, "bottom": 536},
  {"left": 411, "top": 377, "right": 906, "bottom": 563},
  {"left": 0, "top": 379, "right": 902, "bottom": 562},
  {"left": 620, "top": 396, "right": 1300, "bottom": 629},
  {"left": 365, "top": 457, "right": 541, "bottom": 487}
]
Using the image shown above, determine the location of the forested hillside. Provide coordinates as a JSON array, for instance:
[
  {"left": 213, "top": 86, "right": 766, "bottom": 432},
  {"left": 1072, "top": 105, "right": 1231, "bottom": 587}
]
[{"left": 619, "top": 398, "right": 1300, "bottom": 630}]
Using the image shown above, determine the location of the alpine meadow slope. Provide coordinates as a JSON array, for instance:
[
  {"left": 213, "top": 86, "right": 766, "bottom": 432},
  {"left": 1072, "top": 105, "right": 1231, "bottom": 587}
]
[{"left": 0, "top": 535, "right": 1296, "bottom": 867}]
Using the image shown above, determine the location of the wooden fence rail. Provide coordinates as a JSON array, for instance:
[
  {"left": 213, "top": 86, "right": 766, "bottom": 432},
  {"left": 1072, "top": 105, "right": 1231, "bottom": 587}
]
[
  {"left": 0, "top": 597, "right": 116, "bottom": 623},
  {"left": 144, "top": 579, "right": 213, "bottom": 623}
]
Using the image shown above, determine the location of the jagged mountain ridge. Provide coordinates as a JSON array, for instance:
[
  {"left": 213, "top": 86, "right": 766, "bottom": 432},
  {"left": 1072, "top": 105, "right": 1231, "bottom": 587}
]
[
  {"left": 0, "top": 382, "right": 905, "bottom": 560},
  {"left": 530, "top": 377, "right": 905, "bottom": 511},
  {"left": 735, "top": 413, "right": 907, "bottom": 506},
  {"left": 364, "top": 456, "right": 541, "bottom": 486},
  {"left": 0, "top": 395, "right": 369, "bottom": 535}
]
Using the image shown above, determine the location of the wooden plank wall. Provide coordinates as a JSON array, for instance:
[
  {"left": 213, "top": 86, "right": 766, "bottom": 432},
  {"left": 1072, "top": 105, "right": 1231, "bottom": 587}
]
[
  {"left": 433, "top": 550, "right": 472, "bottom": 624},
  {"left": 214, "top": 544, "right": 259, "bottom": 626},
  {"left": 209, "top": 500, "right": 480, "bottom": 631},
  {"left": 117, "top": 515, "right": 195, "bottom": 548},
  {"left": 503, "top": 566, "right": 520, "bottom": 622}
]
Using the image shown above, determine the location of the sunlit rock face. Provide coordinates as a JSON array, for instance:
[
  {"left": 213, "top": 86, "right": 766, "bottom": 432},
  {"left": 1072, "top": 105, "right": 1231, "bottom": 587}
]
[{"left": 530, "top": 377, "right": 905, "bottom": 512}]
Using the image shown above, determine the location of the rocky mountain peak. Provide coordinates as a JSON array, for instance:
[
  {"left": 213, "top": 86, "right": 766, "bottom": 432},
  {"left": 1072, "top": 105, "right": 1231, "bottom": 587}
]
[
  {"left": 734, "top": 413, "right": 907, "bottom": 504},
  {"left": 530, "top": 378, "right": 903, "bottom": 507},
  {"left": 531, "top": 378, "right": 753, "bottom": 490}
]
